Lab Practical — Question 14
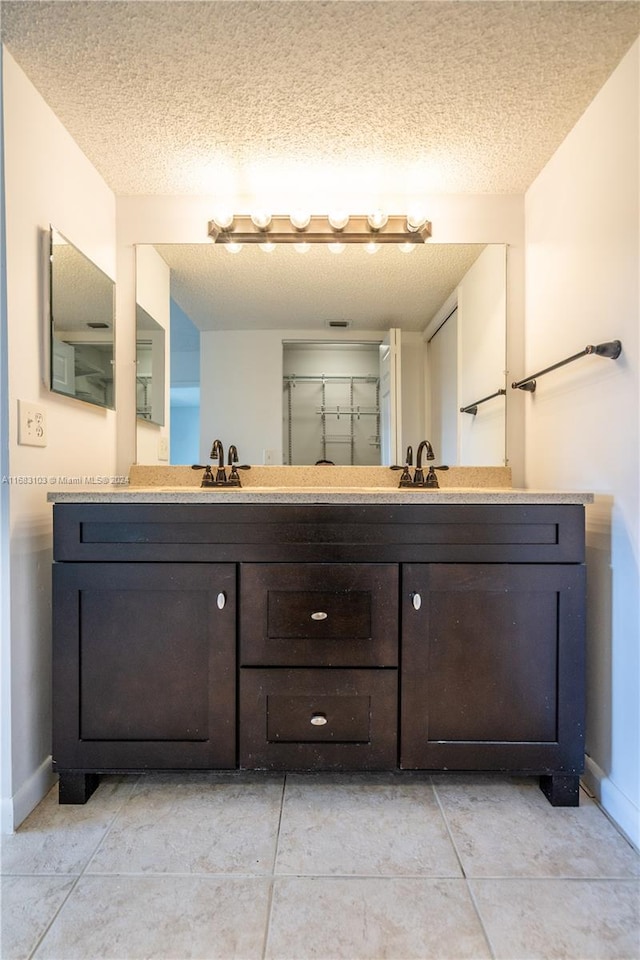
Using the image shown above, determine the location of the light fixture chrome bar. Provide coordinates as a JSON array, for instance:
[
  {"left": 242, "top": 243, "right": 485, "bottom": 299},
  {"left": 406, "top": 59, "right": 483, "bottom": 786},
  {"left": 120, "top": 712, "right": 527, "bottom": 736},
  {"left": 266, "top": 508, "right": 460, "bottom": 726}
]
[{"left": 208, "top": 214, "right": 431, "bottom": 244}]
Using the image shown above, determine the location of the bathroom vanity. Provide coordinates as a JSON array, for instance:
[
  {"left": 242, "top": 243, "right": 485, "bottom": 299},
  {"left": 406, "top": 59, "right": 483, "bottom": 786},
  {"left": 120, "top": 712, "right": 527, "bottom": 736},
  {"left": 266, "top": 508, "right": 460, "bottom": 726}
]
[{"left": 49, "top": 481, "right": 590, "bottom": 807}]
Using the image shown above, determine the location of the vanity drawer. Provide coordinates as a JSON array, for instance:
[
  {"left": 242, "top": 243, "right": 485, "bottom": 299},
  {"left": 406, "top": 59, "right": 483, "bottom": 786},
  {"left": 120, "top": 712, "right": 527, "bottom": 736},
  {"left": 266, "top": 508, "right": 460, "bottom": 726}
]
[
  {"left": 240, "top": 563, "right": 398, "bottom": 667},
  {"left": 239, "top": 668, "right": 397, "bottom": 770}
]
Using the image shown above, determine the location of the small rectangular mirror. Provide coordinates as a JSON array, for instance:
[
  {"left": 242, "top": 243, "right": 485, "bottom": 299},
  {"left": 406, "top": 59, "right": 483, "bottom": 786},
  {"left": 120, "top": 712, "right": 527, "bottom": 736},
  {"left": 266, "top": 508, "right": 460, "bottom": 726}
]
[
  {"left": 136, "top": 304, "right": 166, "bottom": 425},
  {"left": 49, "top": 227, "right": 115, "bottom": 409}
]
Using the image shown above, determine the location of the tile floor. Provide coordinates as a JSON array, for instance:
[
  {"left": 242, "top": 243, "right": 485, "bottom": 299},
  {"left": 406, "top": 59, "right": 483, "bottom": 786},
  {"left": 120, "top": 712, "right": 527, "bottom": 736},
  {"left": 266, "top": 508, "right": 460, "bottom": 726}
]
[{"left": 1, "top": 772, "right": 639, "bottom": 960}]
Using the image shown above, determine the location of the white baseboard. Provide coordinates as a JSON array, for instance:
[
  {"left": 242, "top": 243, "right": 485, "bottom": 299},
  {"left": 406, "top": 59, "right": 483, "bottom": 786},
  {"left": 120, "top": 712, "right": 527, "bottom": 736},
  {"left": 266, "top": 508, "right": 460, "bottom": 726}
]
[
  {"left": 1, "top": 756, "right": 57, "bottom": 833},
  {"left": 583, "top": 755, "right": 639, "bottom": 851}
]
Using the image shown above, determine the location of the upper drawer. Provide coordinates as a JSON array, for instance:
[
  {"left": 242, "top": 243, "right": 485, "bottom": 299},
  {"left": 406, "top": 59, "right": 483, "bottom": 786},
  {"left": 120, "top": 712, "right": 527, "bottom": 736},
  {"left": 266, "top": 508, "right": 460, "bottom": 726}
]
[
  {"left": 240, "top": 563, "right": 398, "bottom": 667},
  {"left": 53, "top": 503, "right": 585, "bottom": 564}
]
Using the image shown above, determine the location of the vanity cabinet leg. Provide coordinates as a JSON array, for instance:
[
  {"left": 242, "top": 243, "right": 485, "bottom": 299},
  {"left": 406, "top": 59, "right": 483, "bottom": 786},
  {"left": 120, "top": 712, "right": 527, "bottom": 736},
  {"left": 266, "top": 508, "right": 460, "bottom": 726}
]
[
  {"left": 539, "top": 774, "right": 580, "bottom": 806},
  {"left": 58, "top": 772, "right": 100, "bottom": 804}
]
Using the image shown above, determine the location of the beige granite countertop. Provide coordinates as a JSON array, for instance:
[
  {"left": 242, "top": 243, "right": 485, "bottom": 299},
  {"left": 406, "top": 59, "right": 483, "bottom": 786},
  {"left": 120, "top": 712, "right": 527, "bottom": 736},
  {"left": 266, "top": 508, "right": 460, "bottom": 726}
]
[{"left": 45, "top": 464, "right": 593, "bottom": 504}]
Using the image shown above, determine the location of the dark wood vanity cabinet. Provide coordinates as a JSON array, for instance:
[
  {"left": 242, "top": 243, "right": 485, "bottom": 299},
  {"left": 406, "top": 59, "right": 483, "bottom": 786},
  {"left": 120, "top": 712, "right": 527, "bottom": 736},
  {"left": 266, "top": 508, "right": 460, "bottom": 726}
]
[
  {"left": 51, "top": 500, "right": 586, "bottom": 805},
  {"left": 52, "top": 560, "right": 236, "bottom": 801}
]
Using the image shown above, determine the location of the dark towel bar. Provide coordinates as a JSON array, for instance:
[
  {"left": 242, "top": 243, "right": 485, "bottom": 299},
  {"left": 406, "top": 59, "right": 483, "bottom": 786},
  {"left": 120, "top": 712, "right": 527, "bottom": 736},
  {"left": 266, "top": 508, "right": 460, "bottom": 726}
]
[
  {"left": 460, "top": 388, "right": 506, "bottom": 415},
  {"left": 512, "top": 340, "right": 622, "bottom": 393}
]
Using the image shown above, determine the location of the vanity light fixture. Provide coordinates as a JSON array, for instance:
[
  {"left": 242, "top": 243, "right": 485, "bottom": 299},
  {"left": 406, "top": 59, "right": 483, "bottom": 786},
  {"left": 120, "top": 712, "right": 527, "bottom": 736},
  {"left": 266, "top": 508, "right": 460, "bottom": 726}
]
[
  {"left": 399, "top": 242, "right": 417, "bottom": 254},
  {"left": 328, "top": 210, "right": 349, "bottom": 231},
  {"left": 290, "top": 210, "right": 312, "bottom": 230},
  {"left": 294, "top": 242, "right": 310, "bottom": 254},
  {"left": 250, "top": 211, "right": 272, "bottom": 230},
  {"left": 224, "top": 241, "right": 243, "bottom": 254},
  {"left": 207, "top": 214, "right": 432, "bottom": 245},
  {"left": 259, "top": 241, "right": 276, "bottom": 253},
  {"left": 365, "top": 241, "right": 380, "bottom": 254},
  {"left": 367, "top": 210, "right": 389, "bottom": 231},
  {"left": 328, "top": 242, "right": 346, "bottom": 254}
]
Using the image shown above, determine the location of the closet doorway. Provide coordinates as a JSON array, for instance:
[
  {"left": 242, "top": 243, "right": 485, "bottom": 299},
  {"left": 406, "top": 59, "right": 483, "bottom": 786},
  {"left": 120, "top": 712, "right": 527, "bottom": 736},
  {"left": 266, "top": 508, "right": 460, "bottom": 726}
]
[{"left": 283, "top": 342, "right": 382, "bottom": 465}]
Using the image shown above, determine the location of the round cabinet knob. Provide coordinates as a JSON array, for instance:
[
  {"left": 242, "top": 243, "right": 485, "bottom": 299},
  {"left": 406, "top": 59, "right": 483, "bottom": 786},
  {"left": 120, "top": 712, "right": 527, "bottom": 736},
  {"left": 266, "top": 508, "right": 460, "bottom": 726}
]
[
  {"left": 216, "top": 592, "right": 226, "bottom": 610},
  {"left": 411, "top": 592, "right": 422, "bottom": 611},
  {"left": 310, "top": 713, "right": 328, "bottom": 726},
  {"left": 311, "top": 611, "right": 328, "bottom": 621}
]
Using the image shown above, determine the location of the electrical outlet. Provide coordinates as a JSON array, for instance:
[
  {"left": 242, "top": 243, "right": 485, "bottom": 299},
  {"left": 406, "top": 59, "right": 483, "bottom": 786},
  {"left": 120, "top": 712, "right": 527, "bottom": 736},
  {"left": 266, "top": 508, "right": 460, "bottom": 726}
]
[
  {"left": 158, "top": 436, "right": 169, "bottom": 461},
  {"left": 18, "top": 400, "right": 47, "bottom": 447},
  {"left": 263, "top": 448, "right": 277, "bottom": 465}
]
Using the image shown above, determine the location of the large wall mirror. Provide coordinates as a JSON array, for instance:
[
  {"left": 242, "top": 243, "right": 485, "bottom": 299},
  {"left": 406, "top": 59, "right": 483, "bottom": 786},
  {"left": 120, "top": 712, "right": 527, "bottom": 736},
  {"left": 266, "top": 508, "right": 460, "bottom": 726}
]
[
  {"left": 136, "top": 242, "right": 507, "bottom": 466},
  {"left": 49, "top": 227, "right": 115, "bottom": 409}
]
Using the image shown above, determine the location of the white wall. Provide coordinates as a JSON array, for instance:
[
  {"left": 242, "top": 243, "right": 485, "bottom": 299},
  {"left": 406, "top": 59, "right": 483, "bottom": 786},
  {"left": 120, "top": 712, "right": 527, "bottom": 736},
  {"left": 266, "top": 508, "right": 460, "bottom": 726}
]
[
  {"left": 525, "top": 41, "right": 639, "bottom": 847},
  {"left": 135, "top": 245, "right": 170, "bottom": 464},
  {"left": 425, "top": 244, "right": 507, "bottom": 466},
  {"left": 1, "top": 51, "right": 117, "bottom": 830},
  {"left": 457, "top": 244, "right": 507, "bottom": 465}
]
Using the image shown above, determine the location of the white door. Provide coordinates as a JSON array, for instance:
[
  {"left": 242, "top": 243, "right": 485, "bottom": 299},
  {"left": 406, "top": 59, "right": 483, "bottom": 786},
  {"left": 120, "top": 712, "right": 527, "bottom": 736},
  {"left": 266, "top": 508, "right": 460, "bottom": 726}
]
[{"left": 379, "top": 329, "right": 402, "bottom": 465}]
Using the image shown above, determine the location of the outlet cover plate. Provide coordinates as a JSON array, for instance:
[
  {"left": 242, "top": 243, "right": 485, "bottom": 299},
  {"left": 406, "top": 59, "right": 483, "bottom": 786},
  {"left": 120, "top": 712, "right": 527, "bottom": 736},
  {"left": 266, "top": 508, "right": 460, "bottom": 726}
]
[{"left": 18, "top": 400, "right": 47, "bottom": 447}]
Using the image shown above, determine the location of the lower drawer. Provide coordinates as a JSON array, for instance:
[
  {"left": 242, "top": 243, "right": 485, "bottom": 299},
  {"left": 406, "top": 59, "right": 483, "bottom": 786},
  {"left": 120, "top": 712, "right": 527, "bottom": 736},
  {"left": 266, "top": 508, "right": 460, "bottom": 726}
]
[{"left": 239, "top": 668, "right": 397, "bottom": 770}]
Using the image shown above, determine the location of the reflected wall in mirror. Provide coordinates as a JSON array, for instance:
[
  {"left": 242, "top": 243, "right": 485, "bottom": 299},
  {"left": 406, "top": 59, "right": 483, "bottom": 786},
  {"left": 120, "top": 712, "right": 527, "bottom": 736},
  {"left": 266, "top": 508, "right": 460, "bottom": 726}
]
[
  {"left": 49, "top": 227, "right": 115, "bottom": 409},
  {"left": 136, "top": 304, "right": 165, "bottom": 425},
  {"left": 136, "top": 243, "right": 507, "bottom": 466}
]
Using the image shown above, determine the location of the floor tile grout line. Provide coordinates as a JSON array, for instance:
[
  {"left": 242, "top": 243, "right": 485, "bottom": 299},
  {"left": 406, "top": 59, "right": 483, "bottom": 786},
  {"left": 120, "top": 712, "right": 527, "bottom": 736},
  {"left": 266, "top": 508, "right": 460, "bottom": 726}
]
[
  {"left": 25, "top": 775, "right": 142, "bottom": 960},
  {"left": 430, "top": 776, "right": 497, "bottom": 960},
  {"left": 262, "top": 773, "right": 287, "bottom": 960}
]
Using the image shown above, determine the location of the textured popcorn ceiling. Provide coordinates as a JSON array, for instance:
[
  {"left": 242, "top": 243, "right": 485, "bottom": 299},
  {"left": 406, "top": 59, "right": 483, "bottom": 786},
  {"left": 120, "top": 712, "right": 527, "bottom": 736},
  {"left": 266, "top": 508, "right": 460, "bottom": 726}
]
[
  {"left": 2, "top": 1, "right": 639, "bottom": 198},
  {"left": 155, "top": 242, "right": 485, "bottom": 331},
  {"left": 3, "top": 1, "right": 638, "bottom": 334}
]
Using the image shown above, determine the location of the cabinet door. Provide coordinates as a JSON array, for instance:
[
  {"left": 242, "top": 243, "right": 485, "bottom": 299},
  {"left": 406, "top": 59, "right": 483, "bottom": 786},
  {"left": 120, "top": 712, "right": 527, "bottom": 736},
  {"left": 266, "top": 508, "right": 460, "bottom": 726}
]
[
  {"left": 53, "top": 563, "right": 236, "bottom": 770},
  {"left": 400, "top": 564, "right": 585, "bottom": 773}
]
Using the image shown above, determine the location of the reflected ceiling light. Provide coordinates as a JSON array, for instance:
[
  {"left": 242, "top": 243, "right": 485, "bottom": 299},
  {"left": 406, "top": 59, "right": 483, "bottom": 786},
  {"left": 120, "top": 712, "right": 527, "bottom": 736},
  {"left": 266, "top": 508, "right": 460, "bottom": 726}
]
[
  {"left": 250, "top": 211, "right": 272, "bottom": 230},
  {"left": 328, "top": 242, "right": 346, "bottom": 254},
  {"left": 259, "top": 241, "right": 276, "bottom": 253},
  {"left": 365, "top": 242, "right": 380, "bottom": 254},
  {"left": 290, "top": 210, "right": 312, "bottom": 230},
  {"left": 225, "top": 241, "right": 243, "bottom": 253},
  {"left": 294, "top": 242, "right": 310, "bottom": 254},
  {"left": 367, "top": 210, "right": 389, "bottom": 231},
  {"left": 328, "top": 210, "right": 349, "bottom": 231}
]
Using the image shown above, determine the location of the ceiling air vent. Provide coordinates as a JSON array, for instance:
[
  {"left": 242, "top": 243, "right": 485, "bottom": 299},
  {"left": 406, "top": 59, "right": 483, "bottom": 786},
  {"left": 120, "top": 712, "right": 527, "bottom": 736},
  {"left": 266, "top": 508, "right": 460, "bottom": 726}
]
[
  {"left": 324, "top": 319, "right": 352, "bottom": 329},
  {"left": 86, "top": 322, "right": 110, "bottom": 329}
]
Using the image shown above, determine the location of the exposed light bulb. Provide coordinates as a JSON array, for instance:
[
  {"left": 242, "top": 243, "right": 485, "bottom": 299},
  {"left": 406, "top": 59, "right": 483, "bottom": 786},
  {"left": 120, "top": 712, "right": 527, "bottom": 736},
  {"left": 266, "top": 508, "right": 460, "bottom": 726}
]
[
  {"left": 259, "top": 241, "right": 276, "bottom": 253},
  {"left": 328, "top": 211, "right": 349, "bottom": 231},
  {"left": 212, "top": 209, "right": 234, "bottom": 230},
  {"left": 399, "top": 242, "right": 416, "bottom": 254},
  {"left": 365, "top": 242, "right": 380, "bottom": 254},
  {"left": 328, "top": 242, "right": 346, "bottom": 254},
  {"left": 290, "top": 210, "right": 311, "bottom": 230},
  {"left": 406, "top": 210, "right": 427, "bottom": 232},
  {"left": 367, "top": 210, "right": 388, "bottom": 231},
  {"left": 225, "top": 241, "right": 243, "bottom": 254},
  {"left": 294, "top": 242, "right": 310, "bottom": 254},
  {"left": 251, "top": 211, "right": 272, "bottom": 230}
]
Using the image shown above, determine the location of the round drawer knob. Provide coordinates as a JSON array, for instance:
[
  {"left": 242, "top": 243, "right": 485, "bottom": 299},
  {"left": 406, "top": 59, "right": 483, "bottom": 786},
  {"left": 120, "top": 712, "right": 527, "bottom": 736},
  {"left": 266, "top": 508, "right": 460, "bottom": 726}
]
[
  {"left": 310, "top": 713, "right": 328, "bottom": 726},
  {"left": 411, "top": 592, "right": 422, "bottom": 611},
  {"left": 311, "top": 611, "right": 328, "bottom": 621},
  {"left": 216, "top": 592, "right": 226, "bottom": 610}
]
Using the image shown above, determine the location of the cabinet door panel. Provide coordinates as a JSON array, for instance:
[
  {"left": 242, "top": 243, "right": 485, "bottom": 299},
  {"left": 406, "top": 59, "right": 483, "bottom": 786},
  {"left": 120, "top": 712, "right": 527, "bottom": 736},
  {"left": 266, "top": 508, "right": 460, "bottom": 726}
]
[
  {"left": 400, "top": 564, "right": 585, "bottom": 772},
  {"left": 53, "top": 563, "right": 236, "bottom": 769}
]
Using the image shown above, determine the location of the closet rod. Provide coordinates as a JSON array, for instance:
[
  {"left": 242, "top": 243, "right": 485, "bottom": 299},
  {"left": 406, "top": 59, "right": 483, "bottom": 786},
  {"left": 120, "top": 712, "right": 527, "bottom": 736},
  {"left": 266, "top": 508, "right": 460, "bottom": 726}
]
[
  {"left": 283, "top": 374, "right": 380, "bottom": 384},
  {"left": 460, "top": 388, "right": 506, "bottom": 416},
  {"left": 512, "top": 340, "right": 622, "bottom": 393}
]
